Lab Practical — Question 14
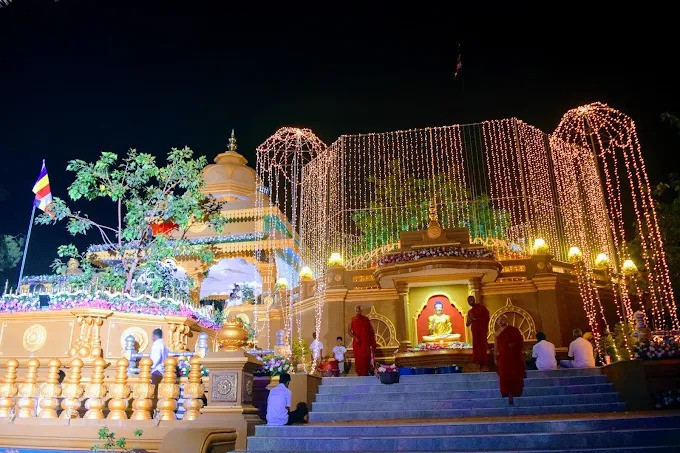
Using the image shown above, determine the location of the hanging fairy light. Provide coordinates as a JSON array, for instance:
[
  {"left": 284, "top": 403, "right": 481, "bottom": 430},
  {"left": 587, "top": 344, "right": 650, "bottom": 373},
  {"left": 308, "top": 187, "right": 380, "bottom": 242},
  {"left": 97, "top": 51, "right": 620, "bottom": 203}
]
[
  {"left": 554, "top": 102, "right": 678, "bottom": 330},
  {"left": 255, "top": 127, "right": 326, "bottom": 350}
]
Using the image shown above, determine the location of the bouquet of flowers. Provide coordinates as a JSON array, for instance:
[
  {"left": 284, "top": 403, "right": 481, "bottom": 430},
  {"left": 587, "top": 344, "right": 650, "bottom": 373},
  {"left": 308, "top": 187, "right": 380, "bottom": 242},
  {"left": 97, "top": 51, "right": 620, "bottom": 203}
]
[
  {"left": 374, "top": 363, "right": 398, "bottom": 375},
  {"left": 176, "top": 360, "right": 210, "bottom": 378},
  {"left": 634, "top": 335, "right": 680, "bottom": 360},
  {"left": 260, "top": 354, "right": 292, "bottom": 376}
]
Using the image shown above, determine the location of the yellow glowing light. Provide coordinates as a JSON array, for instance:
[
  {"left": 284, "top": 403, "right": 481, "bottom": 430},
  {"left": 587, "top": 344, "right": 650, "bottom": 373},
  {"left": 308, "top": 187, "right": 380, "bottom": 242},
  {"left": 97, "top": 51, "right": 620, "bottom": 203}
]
[
  {"left": 622, "top": 259, "right": 638, "bottom": 275},
  {"left": 594, "top": 253, "right": 610, "bottom": 269},
  {"left": 299, "top": 266, "right": 314, "bottom": 281},
  {"left": 532, "top": 238, "right": 549, "bottom": 255},
  {"left": 328, "top": 252, "right": 344, "bottom": 267},
  {"left": 568, "top": 246, "right": 583, "bottom": 261},
  {"left": 275, "top": 277, "right": 289, "bottom": 289}
]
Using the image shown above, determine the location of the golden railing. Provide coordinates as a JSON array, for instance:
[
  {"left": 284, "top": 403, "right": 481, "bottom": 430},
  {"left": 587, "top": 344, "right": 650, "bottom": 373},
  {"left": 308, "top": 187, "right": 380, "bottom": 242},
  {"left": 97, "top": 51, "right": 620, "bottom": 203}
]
[{"left": 0, "top": 355, "right": 206, "bottom": 422}]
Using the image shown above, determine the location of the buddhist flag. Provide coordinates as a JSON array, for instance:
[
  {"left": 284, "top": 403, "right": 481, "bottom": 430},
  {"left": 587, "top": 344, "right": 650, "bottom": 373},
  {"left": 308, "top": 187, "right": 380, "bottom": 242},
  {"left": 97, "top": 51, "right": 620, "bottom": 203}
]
[
  {"left": 454, "top": 44, "right": 462, "bottom": 79},
  {"left": 32, "top": 160, "right": 53, "bottom": 213}
]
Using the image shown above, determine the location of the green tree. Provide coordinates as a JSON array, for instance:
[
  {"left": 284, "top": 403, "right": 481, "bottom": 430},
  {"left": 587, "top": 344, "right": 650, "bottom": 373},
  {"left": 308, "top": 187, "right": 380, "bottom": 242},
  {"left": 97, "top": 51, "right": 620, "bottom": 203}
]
[
  {"left": 37, "top": 147, "right": 227, "bottom": 293},
  {"left": 0, "top": 234, "right": 24, "bottom": 274},
  {"left": 350, "top": 160, "right": 510, "bottom": 254}
]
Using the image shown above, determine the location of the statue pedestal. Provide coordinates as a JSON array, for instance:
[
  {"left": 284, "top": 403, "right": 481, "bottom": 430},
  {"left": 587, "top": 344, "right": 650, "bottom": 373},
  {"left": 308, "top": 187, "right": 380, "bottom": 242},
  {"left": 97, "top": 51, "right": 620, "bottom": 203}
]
[
  {"left": 395, "top": 348, "right": 480, "bottom": 372},
  {"left": 196, "top": 350, "right": 262, "bottom": 450}
]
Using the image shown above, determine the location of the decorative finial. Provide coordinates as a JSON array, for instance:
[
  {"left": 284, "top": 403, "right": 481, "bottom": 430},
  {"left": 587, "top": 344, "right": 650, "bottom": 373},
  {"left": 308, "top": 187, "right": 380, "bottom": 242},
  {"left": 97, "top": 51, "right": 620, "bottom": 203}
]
[
  {"left": 229, "top": 129, "right": 237, "bottom": 152},
  {"left": 428, "top": 198, "right": 439, "bottom": 224}
]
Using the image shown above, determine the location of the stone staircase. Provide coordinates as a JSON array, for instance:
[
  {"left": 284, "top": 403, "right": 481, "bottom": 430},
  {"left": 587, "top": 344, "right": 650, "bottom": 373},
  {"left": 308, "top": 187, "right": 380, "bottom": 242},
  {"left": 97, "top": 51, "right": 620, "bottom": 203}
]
[{"left": 246, "top": 368, "right": 680, "bottom": 451}]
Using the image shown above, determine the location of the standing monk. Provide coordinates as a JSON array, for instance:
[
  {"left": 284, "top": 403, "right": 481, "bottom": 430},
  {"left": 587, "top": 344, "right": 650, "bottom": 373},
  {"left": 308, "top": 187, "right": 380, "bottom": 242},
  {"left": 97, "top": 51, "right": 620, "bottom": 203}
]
[
  {"left": 494, "top": 315, "right": 525, "bottom": 405},
  {"left": 466, "top": 295, "right": 490, "bottom": 371},
  {"left": 349, "top": 305, "right": 377, "bottom": 376}
]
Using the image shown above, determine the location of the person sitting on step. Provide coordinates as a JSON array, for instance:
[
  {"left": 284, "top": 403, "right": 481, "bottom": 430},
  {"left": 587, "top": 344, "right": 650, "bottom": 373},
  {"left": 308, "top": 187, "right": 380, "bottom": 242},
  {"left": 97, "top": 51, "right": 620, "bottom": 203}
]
[
  {"left": 532, "top": 331, "right": 557, "bottom": 371},
  {"left": 560, "top": 328, "right": 595, "bottom": 368},
  {"left": 266, "top": 372, "right": 309, "bottom": 426}
]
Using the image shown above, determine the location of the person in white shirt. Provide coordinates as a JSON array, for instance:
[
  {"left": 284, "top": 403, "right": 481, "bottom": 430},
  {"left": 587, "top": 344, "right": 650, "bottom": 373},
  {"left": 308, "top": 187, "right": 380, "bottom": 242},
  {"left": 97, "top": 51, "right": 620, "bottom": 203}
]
[
  {"left": 310, "top": 332, "right": 324, "bottom": 366},
  {"left": 266, "top": 373, "right": 308, "bottom": 425},
  {"left": 332, "top": 336, "right": 347, "bottom": 376},
  {"left": 560, "top": 328, "right": 596, "bottom": 368},
  {"left": 532, "top": 332, "right": 557, "bottom": 371},
  {"left": 150, "top": 328, "right": 169, "bottom": 376}
]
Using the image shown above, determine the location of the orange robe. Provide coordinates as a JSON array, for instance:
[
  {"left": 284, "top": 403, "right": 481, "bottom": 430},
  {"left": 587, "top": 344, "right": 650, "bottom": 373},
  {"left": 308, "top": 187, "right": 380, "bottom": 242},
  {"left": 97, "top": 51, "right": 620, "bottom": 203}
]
[
  {"left": 468, "top": 303, "right": 490, "bottom": 366},
  {"left": 496, "top": 325, "right": 525, "bottom": 397},
  {"left": 350, "top": 314, "right": 377, "bottom": 376}
]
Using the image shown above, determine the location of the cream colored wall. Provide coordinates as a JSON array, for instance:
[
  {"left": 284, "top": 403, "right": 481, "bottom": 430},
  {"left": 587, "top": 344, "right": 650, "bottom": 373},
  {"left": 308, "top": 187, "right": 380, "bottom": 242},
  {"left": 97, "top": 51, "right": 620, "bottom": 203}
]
[{"left": 407, "top": 284, "right": 470, "bottom": 344}]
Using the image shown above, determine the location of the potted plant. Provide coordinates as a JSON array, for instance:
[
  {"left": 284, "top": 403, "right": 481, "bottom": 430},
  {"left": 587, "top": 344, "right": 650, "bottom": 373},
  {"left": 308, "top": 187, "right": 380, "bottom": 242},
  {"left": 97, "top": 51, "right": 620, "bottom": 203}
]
[{"left": 375, "top": 363, "right": 399, "bottom": 384}]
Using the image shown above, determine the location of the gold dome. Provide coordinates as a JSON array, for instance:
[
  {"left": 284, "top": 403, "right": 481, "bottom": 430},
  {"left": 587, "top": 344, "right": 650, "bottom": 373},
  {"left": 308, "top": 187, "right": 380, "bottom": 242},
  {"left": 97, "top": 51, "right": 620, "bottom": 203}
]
[{"left": 202, "top": 130, "right": 257, "bottom": 204}]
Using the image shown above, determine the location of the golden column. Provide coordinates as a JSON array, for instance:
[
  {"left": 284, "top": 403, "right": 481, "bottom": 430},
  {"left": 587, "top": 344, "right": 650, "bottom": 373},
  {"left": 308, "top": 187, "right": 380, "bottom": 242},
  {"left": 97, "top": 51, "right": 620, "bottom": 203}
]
[
  {"left": 182, "top": 355, "right": 205, "bottom": 420},
  {"left": 60, "top": 358, "right": 84, "bottom": 419},
  {"left": 0, "top": 358, "right": 19, "bottom": 418},
  {"left": 17, "top": 358, "right": 40, "bottom": 418},
  {"left": 107, "top": 358, "right": 131, "bottom": 420},
  {"left": 38, "top": 358, "right": 63, "bottom": 419},
  {"left": 131, "top": 357, "right": 154, "bottom": 420},
  {"left": 83, "top": 357, "right": 108, "bottom": 419},
  {"left": 157, "top": 357, "right": 179, "bottom": 420}
]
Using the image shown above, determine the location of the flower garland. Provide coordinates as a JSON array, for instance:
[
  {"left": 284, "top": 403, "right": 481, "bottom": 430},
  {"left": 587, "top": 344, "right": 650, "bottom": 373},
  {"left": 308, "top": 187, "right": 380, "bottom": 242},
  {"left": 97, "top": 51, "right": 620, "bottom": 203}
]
[
  {"left": 0, "top": 292, "right": 220, "bottom": 331},
  {"left": 87, "top": 232, "right": 266, "bottom": 253},
  {"left": 406, "top": 341, "right": 472, "bottom": 353},
  {"left": 376, "top": 246, "right": 495, "bottom": 267},
  {"left": 634, "top": 335, "right": 680, "bottom": 360}
]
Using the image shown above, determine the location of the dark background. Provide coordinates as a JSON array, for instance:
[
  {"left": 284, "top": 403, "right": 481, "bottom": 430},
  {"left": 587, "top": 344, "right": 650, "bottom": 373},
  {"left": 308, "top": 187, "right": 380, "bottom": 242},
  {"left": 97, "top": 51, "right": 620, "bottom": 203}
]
[{"left": 1, "top": 1, "right": 679, "bottom": 277}]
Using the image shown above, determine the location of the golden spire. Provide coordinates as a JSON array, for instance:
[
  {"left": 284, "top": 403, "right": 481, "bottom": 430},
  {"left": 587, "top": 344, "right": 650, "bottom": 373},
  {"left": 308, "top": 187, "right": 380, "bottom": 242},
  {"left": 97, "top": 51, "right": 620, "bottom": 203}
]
[{"left": 229, "top": 129, "right": 237, "bottom": 152}]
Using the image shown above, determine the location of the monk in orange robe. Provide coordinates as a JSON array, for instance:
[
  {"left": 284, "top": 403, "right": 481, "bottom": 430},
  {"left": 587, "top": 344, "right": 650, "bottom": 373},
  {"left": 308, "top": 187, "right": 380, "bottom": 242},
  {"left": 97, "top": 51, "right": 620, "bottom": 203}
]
[
  {"left": 349, "top": 305, "right": 377, "bottom": 376},
  {"left": 494, "top": 314, "right": 525, "bottom": 405},
  {"left": 466, "top": 295, "right": 490, "bottom": 371}
]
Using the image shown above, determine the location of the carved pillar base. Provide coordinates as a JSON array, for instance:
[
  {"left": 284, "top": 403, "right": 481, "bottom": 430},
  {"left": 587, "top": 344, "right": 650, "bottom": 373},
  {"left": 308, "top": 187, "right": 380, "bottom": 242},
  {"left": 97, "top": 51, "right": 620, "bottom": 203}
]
[{"left": 195, "top": 350, "right": 262, "bottom": 451}]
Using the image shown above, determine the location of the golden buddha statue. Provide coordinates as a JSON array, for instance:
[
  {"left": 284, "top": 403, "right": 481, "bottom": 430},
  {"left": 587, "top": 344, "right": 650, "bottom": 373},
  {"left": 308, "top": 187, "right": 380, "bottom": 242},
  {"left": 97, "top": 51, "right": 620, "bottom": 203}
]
[{"left": 422, "top": 301, "right": 461, "bottom": 343}]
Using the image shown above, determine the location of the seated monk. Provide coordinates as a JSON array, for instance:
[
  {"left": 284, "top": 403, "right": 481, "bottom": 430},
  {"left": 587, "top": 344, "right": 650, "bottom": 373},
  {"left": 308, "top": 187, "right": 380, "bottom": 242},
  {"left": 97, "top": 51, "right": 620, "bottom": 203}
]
[{"left": 422, "top": 301, "right": 462, "bottom": 343}]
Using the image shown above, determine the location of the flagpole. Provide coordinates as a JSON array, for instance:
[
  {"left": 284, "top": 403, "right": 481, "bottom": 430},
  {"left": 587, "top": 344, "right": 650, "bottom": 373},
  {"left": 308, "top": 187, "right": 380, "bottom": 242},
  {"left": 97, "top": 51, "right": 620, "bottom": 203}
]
[{"left": 17, "top": 205, "right": 36, "bottom": 291}]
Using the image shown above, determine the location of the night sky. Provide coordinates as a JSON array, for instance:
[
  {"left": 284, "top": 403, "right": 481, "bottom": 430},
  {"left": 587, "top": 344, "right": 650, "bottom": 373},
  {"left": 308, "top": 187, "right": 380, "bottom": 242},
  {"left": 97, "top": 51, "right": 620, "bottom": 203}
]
[{"left": 1, "top": 1, "right": 679, "bottom": 278}]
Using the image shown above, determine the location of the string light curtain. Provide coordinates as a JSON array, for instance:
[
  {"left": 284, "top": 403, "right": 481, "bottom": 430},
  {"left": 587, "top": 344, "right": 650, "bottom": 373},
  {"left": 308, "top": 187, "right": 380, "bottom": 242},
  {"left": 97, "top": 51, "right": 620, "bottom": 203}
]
[
  {"left": 255, "top": 128, "right": 326, "bottom": 349},
  {"left": 301, "top": 119, "right": 569, "bottom": 275},
  {"left": 554, "top": 102, "right": 679, "bottom": 330}
]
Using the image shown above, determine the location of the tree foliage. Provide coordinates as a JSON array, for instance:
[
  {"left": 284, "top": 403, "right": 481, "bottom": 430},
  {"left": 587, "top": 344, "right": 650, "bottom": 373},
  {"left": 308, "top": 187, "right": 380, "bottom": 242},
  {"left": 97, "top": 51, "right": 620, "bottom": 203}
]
[
  {"left": 37, "top": 147, "right": 227, "bottom": 293},
  {"left": 0, "top": 234, "right": 24, "bottom": 274},
  {"left": 350, "top": 160, "right": 510, "bottom": 254}
]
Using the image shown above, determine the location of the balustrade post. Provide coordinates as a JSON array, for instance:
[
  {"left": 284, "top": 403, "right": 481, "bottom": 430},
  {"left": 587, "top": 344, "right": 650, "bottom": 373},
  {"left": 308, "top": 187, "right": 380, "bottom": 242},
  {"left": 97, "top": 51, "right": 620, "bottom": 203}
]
[
  {"left": 38, "top": 358, "right": 62, "bottom": 418},
  {"left": 130, "top": 357, "right": 154, "bottom": 420},
  {"left": 17, "top": 358, "right": 40, "bottom": 418},
  {"left": 182, "top": 355, "right": 204, "bottom": 420},
  {"left": 0, "top": 358, "right": 19, "bottom": 418},
  {"left": 83, "top": 357, "right": 108, "bottom": 419},
  {"left": 107, "top": 358, "right": 130, "bottom": 419},
  {"left": 157, "top": 357, "right": 179, "bottom": 420},
  {"left": 60, "top": 358, "right": 84, "bottom": 419}
]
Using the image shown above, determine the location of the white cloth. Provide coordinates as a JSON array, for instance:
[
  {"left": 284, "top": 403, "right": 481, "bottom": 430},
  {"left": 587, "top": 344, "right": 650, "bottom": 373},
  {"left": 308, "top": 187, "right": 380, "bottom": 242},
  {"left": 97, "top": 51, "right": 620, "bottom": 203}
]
[
  {"left": 532, "top": 340, "right": 557, "bottom": 371},
  {"left": 567, "top": 336, "right": 596, "bottom": 368},
  {"left": 333, "top": 345, "right": 347, "bottom": 362},
  {"left": 150, "top": 338, "right": 168, "bottom": 374},
  {"left": 310, "top": 339, "right": 324, "bottom": 360},
  {"left": 266, "top": 383, "right": 291, "bottom": 426}
]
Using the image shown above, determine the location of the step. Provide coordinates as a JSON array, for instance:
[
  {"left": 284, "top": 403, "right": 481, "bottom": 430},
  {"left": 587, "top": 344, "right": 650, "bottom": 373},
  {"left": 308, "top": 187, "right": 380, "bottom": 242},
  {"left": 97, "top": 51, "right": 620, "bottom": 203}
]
[
  {"left": 318, "top": 376, "right": 609, "bottom": 394},
  {"left": 319, "top": 368, "right": 603, "bottom": 386},
  {"left": 308, "top": 402, "right": 627, "bottom": 422},
  {"left": 246, "top": 427, "right": 680, "bottom": 451},
  {"left": 255, "top": 414, "right": 680, "bottom": 438},
  {"left": 315, "top": 383, "right": 615, "bottom": 402},
  {"left": 312, "top": 392, "right": 620, "bottom": 412}
]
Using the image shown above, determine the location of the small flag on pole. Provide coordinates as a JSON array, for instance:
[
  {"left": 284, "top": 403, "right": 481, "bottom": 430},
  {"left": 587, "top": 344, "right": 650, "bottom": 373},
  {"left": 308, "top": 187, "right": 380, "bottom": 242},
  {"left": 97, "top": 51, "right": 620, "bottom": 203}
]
[
  {"left": 454, "top": 43, "right": 462, "bottom": 79},
  {"left": 32, "top": 160, "right": 53, "bottom": 213}
]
